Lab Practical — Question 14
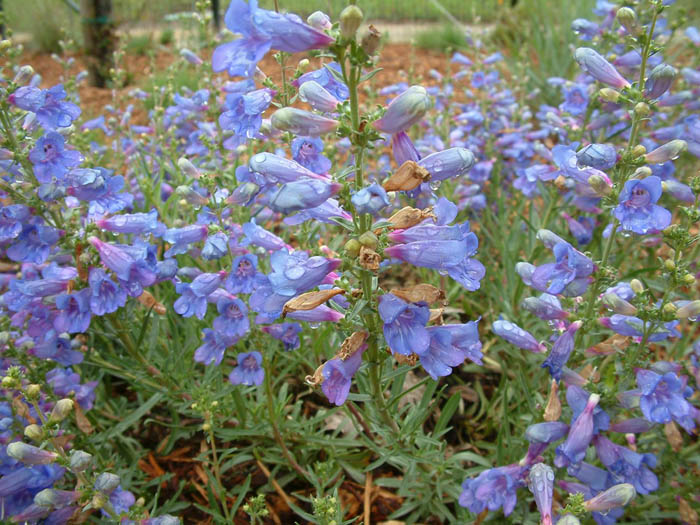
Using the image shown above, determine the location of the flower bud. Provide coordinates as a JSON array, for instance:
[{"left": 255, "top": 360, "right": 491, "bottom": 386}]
[
  {"left": 69, "top": 450, "right": 93, "bottom": 471},
  {"left": 179, "top": 48, "right": 203, "bottom": 66},
  {"left": 175, "top": 185, "right": 208, "bottom": 206},
  {"left": 575, "top": 48, "right": 630, "bottom": 89},
  {"left": 588, "top": 173, "right": 612, "bottom": 196},
  {"left": 178, "top": 157, "right": 201, "bottom": 179},
  {"left": 299, "top": 81, "right": 340, "bottom": 112},
  {"left": 25, "top": 384, "right": 41, "bottom": 400},
  {"left": 644, "top": 139, "right": 686, "bottom": 164},
  {"left": 358, "top": 231, "right": 378, "bottom": 250},
  {"left": 677, "top": 300, "right": 700, "bottom": 319},
  {"left": 374, "top": 86, "right": 432, "bottom": 135},
  {"left": 24, "top": 424, "right": 43, "bottom": 441},
  {"left": 661, "top": 180, "right": 695, "bottom": 203},
  {"left": 307, "top": 11, "right": 331, "bottom": 31},
  {"left": 663, "top": 302, "right": 677, "bottom": 315},
  {"left": 630, "top": 279, "right": 644, "bottom": 294},
  {"left": 94, "top": 472, "right": 121, "bottom": 495},
  {"left": 616, "top": 7, "right": 638, "bottom": 35},
  {"left": 634, "top": 105, "right": 651, "bottom": 121},
  {"left": 577, "top": 143, "right": 617, "bottom": 171},
  {"left": 270, "top": 107, "right": 339, "bottom": 137},
  {"left": 527, "top": 463, "right": 554, "bottom": 525},
  {"left": 418, "top": 147, "right": 475, "bottom": 181},
  {"left": 598, "top": 88, "right": 620, "bottom": 102},
  {"left": 584, "top": 483, "right": 636, "bottom": 512},
  {"left": 13, "top": 65, "right": 35, "bottom": 85},
  {"left": 645, "top": 64, "right": 677, "bottom": 99},
  {"left": 631, "top": 144, "right": 647, "bottom": 158},
  {"left": 344, "top": 239, "right": 361, "bottom": 257},
  {"left": 632, "top": 166, "right": 652, "bottom": 178},
  {"left": 339, "top": 5, "right": 364, "bottom": 40},
  {"left": 49, "top": 399, "right": 74, "bottom": 423},
  {"left": 361, "top": 25, "right": 382, "bottom": 55},
  {"left": 664, "top": 259, "right": 675, "bottom": 270},
  {"left": 602, "top": 293, "right": 637, "bottom": 315},
  {"left": 683, "top": 273, "right": 696, "bottom": 285},
  {"left": 558, "top": 516, "right": 582, "bottom": 525},
  {"left": 34, "top": 488, "right": 79, "bottom": 507},
  {"left": 7, "top": 442, "right": 58, "bottom": 465},
  {"left": 298, "top": 58, "right": 310, "bottom": 71}
]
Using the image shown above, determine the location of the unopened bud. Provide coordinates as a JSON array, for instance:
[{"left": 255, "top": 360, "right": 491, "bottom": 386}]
[
  {"left": 630, "top": 279, "right": 644, "bottom": 294},
  {"left": 664, "top": 259, "right": 675, "bottom": 270},
  {"left": 677, "top": 301, "right": 700, "bottom": 319},
  {"left": 307, "top": 11, "right": 331, "bottom": 31},
  {"left": 602, "top": 293, "right": 637, "bottom": 315},
  {"left": 339, "top": 5, "right": 363, "bottom": 40},
  {"left": 634, "top": 102, "right": 650, "bottom": 117},
  {"left": 49, "top": 399, "right": 74, "bottom": 423},
  {"left": 24, "top": 424, "right": 43, "bottom": 441},
  {"left": 0, "top": 40, "right": 11, "bottom": 50},
  {"left": 69, "top": 450, "right": 93, "bottom": 471},
  {"left": 588, "top": 174, "right": 612, "bottom": 196},
  {"left": 2, "top": 376, "right": 20, "bottom": 389},
  {"left": 34, "top": 488, "right": 79, "bottom": 508},
  {"left": 358, "top": 231, "right": 379, "bottom": 250},
  {"left": 270, "top": 107, "right": 339, "bottom": 137},
  {"left": 25, "top": 384, "right": 41, "bottom": 400},
  {"left": 374, "top": 86, "right": 432, "bottom": 135},
  {"left": 175, "top": 185, "right": 208, "bottom": 206},
  {"left": 557, "top": 516, "right": 581, "bottom": 525},
  {"left": 663, "top": 302, "right": 677, "bottom": 315},
  {"left": 683, "top": 273, "right": 696, "bottom": 285},
  {"left": 598, "top": 88, "right": 620, "bottom": 102},
  {"left": 645, "top": 64, "right": 677, "bottom": 99},
  {"left": 344, "top": 239, "right": 361, "bottom": 257},
  {"left": 178, "top": 157, "right": 201, "bottom": 179},
  {"left": 644, "top": 139, "right": 686, "bottom": 164},
  {"left": 616, "top": 7, "right": 638, "bottom": 35},
  {"left": 298, "top": 58, "right": 310, "bottom": 72},
  {"left": 584, "top": 483, "right": 636, "bottom": 512},
  {"left": 94, "top": 472, "right": 121, "bottom": 495},
  {"left": 92, "top": 492, "right": 109, "bottom": 509},
  {"left": 632, "top": 166, "right": 652, "bottom": 178},
  {"left": 7, "top": 442, "right": 58, "bottom": 465},
  {"left": 13, "top": 65, "right": 35, "bottom": 85}
]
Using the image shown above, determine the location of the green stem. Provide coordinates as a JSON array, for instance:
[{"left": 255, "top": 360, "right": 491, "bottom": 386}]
[{"left": 206, "top": 417, "right": 231, "bottom": 521}]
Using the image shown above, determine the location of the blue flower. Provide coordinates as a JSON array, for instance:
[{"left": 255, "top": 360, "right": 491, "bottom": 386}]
[
  {"left": 174, "top": 272, "right": 224, "bottom": 320},
  {"left": 531, "top": 241, "right": 595, "bottom": 296},
  {"left": 294, "top": 63, "right": 348, "bottom": 101},
  {"left": 261, "top": 323, "right": 302, "bottom": 350},
  {"left": 419, "top": 325, "right": 476, "bottom": 379},
  {"left": 54, "top": 289, "right": 92, "bottom": 333},
  {"left": 202, "top": 232, "right": 230, "bottom": 260},
  {"left": 292, "top": 137, "right": 331, "bottom": 174},
  {"left": 46, "top": 367, "right": 97, "bottom": 410},
  {"left": 593, "top": 435, "right": 658, "bottom": 495},
  {"left": 561, "top": 84, "right": 589, "bottom": 115},
  {"left": 9, "top": 84, "right": 81, "bottom": 129},
  {"left": 194, "top": 329, "right": 236, "bottom": 366},
  {"left": 163, "top": 224, "right": 209, "bottom": 257},
  {"left": 28, "top": 132, "right": 83, "bottom": 183},
  {"left": 378, "top": 293, "right": 430, "bottom": 356},
  {"left": 351, "top": 183, "right": 390, "bottom": 215},
  {"left": 5, "top": 221, "right": 60, "bottom": 264},
  {"left": 88, "top": 268, "right": 127, "bottom": 315},
  {"left": 219, "top": 88, "right": 274, "bottom": 149},
  {"left": 226, "top": 254, "right": 262, "bottom": 294},
  {"left": 322, "top": 344, "right": 366, "bottom": 405},
  {"left": 636, "top": 368, "right": 696, "bottom": 432},
  {"left": 66, "top": 168, "right": 134, "bottom": 217},
  {"left": 555, "top": 393, "right": 600, "bottom": 468},
  {"left": 229, "top": 351, "right": 265, "bottom": 385},
  {"left": 213, "top": 297, "right": 250, "bottom": 338},
  {"left": 542, "top": 321, "right": 581, "bottom": 380},
  {"left": 459, "top": 464, "right": 526, "bottom": 516},
  {"left": 566, "top": 385, "right": 610, "bottom": 435},
  {"left": 613, "top": 176, "right": 672, "bottom": 234},
  {"left": 493, "top": 319, "right": 546, "bottom": 353}
]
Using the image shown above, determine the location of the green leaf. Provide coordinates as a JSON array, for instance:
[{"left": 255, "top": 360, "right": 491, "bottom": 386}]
[{"left": 433, "top": 392, "right": 460, "bottom": 436}]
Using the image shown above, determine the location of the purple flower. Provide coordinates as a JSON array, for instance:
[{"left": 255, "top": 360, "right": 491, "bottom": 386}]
[
  {"left": 249, "top": 152, "right": 328, "bottom": 184},
  {"left": 391, "top": 131, "right": 421, "bottom": 165},
  {"left": 88, "top": 268, "right": 127, "bottom": 315},
  {"left": 163, "top": 225, "right": 208, "bottom": 257},
  {"left": 561, "top": 84, "right": 589, "bottom": 115},
  {"left": 417, "top": 147, "right": 475, "bottom": 182},
  {"left": 32, "top": 333, "right": 84, "bottom": 366},
  {"left": 202, "top": 232, "right": 230, "bottom": 260},
  {"left": 576, "top": 143, "right": 617, "bottom": 171},
  {"left": 268, "top": 179, "right": 341, "bottom": 213},
  {"left": 378, "top": 293, "right": 430, "bottom": 356},
  {"left": 635, "top": 368, "right": 696, "bottom": 432},
  {"left": 542, "top": 321, "right": 581, "bottom": 380},
  {"left": 531, "top": 241, "right": 595, "bottom": 296},
  {"left": 521, "top": 294, "right": 569, "bottom": 321},
  {"left": 270, "top": 107, "right": 339, "bottom": 137},
  {"left": 351, "top": 183, "right": 390, "bottom": 215},
  {"left": 261, "top": 323, "right": 302, "bottom": 350},
  {"left": 174, "top": 272, "right": 224, "bottom": 320},
  {"left": 291, "top": 137, "right": 331, "bottom": 174},
  {"left": 613, "top": 176, "right": 671, "bottom": 234},
  {"left": 493, "top": 320, "right": 546, "bottom": 353},
  {"left": 555, "top": 393, "right": 600, "bottom": 468},
  {"left": 5, "top": 221, "right": 61, "bottom": 264},
  {"left": 54, "top": 289, "right": 92, "bottom": 333},
  {"left": 241, "top": 220, "right": 287, "bottom": 251},
  {"left": 28, "top": 133, "right": 83, "bottom": 183},
  {"left": 194, "top": 329, "right": 235, "bottom": 366},
  {"left": 66, "top": 168, "right": 134, "bottom": 217},
  {"left": 374, "top": 86, "right": 432, "bottom": 135},
  {"left": 213, "top": 297, "right": 250, "bottom": 338},
  {"left": 0, "top": 205, "right": 31, "bottom": 242},
  {"left": 294, "top": 63, "right": 348, "bottom": 101},
  {"left": 229, "top": 351, "right": 265, "bottom": 385},
  {"left": 219, "top": 88, "right": 274, "bottom": 149},
  {"left": 593, "top": 435, "right": 658, "bottom": 495},
  {"left": 322, "top": 343, "right": 366, "bottom": 405},
  {"left": 9, "top": 84, "right": 81, "bottom": 129},
  {"left": 298, "top": 81, "right": 340, "bottom": 112},
  {"left": 95, "top": 209, "right": 160, "bottom": 235},
  {"left": 459, "top": 464, "right": 526, "bottom": 516},
  {"left": 527, "top": 463, "right": 554, "bottom": 525},
  {"left": 46, "top": 367, "right": 97, "bottom": 410},
  {"left": 226, "top": 254, "right": 262, "bottom": 294},
  {"left": 566, "top": 385, "right": 610, "bottom": 435},
  {"left": 420, "top": 323, "right": 482, "bottom": 379},
  {"left": 574, "top": 48, "right": 630, "bottom": 89}
]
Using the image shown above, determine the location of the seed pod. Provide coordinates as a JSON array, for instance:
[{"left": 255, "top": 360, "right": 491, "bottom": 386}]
[
  {"left": 361, "top": 25, "right": 381, "bottom": 55},
  {"left": 387, "top": 206, "right": 435, "bottom": 229},
  {"left": 391, "top": 284, "right": 445, "bottom": 305},
  {"left": 282, "top": 289, "right": 346, "bottom": 317},
  {"left": 358, "top": 246, "right": 380, "bottom": 270},
  {"left": 382, "top": 160, "right": 430, "bottom": 191}
]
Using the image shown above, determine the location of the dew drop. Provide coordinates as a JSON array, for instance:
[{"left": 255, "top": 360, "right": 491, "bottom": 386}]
[{"left": 254, "top": 153, "right": 267, "bottom": 163}]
